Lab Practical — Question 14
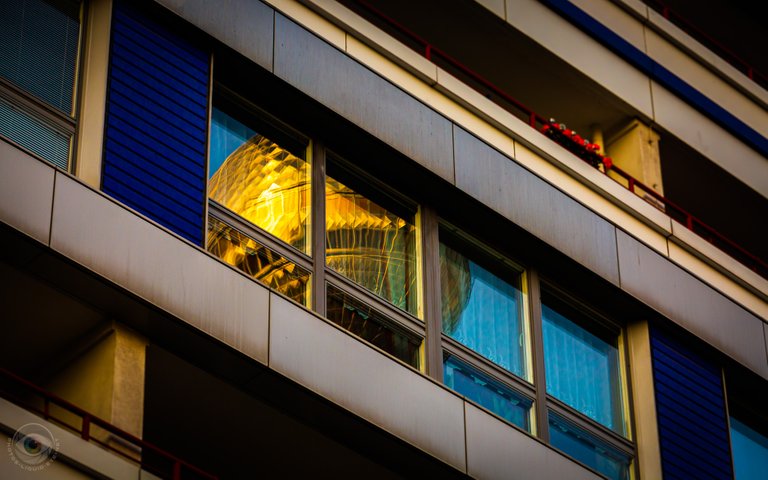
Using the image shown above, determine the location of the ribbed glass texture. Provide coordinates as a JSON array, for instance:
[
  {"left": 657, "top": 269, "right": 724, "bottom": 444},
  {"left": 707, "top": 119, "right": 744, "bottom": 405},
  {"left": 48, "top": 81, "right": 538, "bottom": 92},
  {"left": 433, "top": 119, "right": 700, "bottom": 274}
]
[
  {"left": 326, "top": 285, "right": 421, "bottom": 368},
  {"left": 0, "top": 0, "right": 80, "bottom": 114},
  {"left": 325, "top": 174, "right": 418, "bottom": 315},
  {"left": 206, "top": 217, "right": 311, "bottom": 306},
  {"left": 209, "top": 107, "right": 311, "bottom": 254},
  {"left": 0, "top": 97, "right": 69, "bottom": 169}
]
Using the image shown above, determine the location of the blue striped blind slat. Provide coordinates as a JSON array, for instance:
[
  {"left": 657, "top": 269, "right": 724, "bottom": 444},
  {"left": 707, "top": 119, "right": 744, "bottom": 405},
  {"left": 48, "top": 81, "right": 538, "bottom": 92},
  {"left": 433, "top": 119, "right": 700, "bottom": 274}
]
[
  {"left": 102, "top": 175, "right": 202, "bottom": 239},
  {"left": 103, "top": 2, "right": 208, "bottom": 246},
  {"left": 106, "top": 90, "right": 205, "bottom": 167},
  {"left": 103, "top": 163, "right": 204, "bottom": 225},
  {"left": 113, "top": 9, "right": 208, "bottom": 76},
  {"left": 650, "top": 327, "right": 733, "bottom": 480},
  {"left": 111, "top": 50, "right": 210, "bottom": 125},
  {"left": 106, "top": 135, "right": 205, "bottom": 191},
  {"left": 110, "top": 24, "right": 208, "bottom": 95},
  {"left": 104, "top": 148, "right": 205, "bottom": 214}
]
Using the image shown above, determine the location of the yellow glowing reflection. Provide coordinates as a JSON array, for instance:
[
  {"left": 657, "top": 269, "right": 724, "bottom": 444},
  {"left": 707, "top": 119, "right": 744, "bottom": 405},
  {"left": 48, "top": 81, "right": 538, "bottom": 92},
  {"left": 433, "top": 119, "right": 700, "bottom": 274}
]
[
  {"left": 208, "top": 134, "right": 310, "bottom": 253},
  {"left": 207, "top": 217, "right": 310, "bottom": 305},
  {"left": 325, "top": 175, "right": 418, "bottom": 315}
]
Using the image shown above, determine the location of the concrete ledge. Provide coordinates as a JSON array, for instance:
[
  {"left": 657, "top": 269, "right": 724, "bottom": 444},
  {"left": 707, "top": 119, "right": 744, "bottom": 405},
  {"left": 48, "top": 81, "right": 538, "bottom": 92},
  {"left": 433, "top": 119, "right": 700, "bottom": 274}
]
[
  {"left": 0, "top": 139, "right": 56, "bottom": 245},
  {"left": 48, "top": 172, "right": 270, "bottom": 365},
  {"left": 268, "top": 293, "right": 468, "bottom": 472}
]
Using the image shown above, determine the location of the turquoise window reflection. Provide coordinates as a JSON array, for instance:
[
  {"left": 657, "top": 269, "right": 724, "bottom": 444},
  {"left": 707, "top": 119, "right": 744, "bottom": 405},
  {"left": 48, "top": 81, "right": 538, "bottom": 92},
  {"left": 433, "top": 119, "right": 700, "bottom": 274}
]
[
  {"left": 731, "top": 417, "right": 768, "bottom": 480},
  {"left": 209, "top": 107, "right": 256, "bottom": 179},
  {"left": 444, "top": 355, "right": 532, "bottom": 431},
  {"left": 542, "top": 293, "right": 625, "bottom": 435},
  {"left": 440, "top": 241, "right": 527, "bottom": 379},
  {"left": 549, "top": 413, "right": 631, "bottom": 480}
]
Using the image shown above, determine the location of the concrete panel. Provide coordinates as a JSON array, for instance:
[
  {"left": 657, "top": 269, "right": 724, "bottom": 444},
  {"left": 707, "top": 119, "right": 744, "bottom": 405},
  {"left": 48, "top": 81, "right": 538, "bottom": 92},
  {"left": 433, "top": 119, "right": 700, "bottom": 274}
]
[
  {"left": 454, "top": 127, "right": 620, "bottom": 285},
  {"left": 504, "top": 0, "right": 653, "bottom": 118},
  {"left": 49, "top": 174, "right": 269, "bottom": 364},
  {"left": 670, "top": 221, "right": 768, "bottom": 310},
  {"left": 616, "top": 230, "right": 768, "bottom": 379},
  {"left": 156, "top": 0, "right": 273, "bottom": 72},
  {"left": 465, "top": 403, "right": 601, "bottom": 480},
  {"left": 0, "top": 139, "right": 55, "bottom": 244},
  {"left": 274, "top": 14, "right": 455, "bottom": 183},
  {"left": 1, "top": 398, "right": 139, "bottom": 479},
  {"left": 651, "top": 81, "right": 768, "bottom": 199},
  {"left": 570, "top": 0, "right": 646, "bottom": 51},
  {"left": 269, "top": 293, "right": 467, "bottom": 472},
  {"left": 267, "top": 0, "right": 345, "bottom": 50},
  {"left": 645, "top": 29, "right": 768, "bottom": 139}
]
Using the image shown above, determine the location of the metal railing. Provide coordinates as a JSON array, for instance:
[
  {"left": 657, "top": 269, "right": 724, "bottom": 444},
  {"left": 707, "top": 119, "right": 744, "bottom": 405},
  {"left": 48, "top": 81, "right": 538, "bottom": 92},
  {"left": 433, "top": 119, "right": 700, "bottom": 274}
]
[
  {"left": 0, "top": 368, "right": 218, "bottom": 480},
  {"left": 644, "top": 0, "right": 767, "bottom": 89},
  {"left": 349, "top": 0, "right": 768, "bottom": 278}
]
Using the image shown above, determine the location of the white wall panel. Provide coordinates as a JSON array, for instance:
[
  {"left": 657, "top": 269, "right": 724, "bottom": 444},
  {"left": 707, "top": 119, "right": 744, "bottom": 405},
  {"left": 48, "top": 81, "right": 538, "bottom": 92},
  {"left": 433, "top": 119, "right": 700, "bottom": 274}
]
[{"left": 49, "top": 174, "right": 270, "bottom": 364}]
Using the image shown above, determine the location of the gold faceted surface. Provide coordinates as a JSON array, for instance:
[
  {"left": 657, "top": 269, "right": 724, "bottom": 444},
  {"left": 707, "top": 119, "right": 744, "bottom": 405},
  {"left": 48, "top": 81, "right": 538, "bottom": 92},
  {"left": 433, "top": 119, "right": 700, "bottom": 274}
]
[{"left": 209, "top": 134, "right": 310, "bottom": 253}]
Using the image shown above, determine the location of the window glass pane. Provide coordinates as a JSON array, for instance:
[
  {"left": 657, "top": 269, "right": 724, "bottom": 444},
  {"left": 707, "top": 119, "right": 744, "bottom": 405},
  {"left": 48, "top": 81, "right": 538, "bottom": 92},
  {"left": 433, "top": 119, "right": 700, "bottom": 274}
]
[
  {"left": 325, "top": 172, "right": 418, "bottom": 315},
  {"left": 731, "top": 417, "right": 768, "bottom": 480},
  {"left": 440, "top": 240, "right": 527, "bottom": 379},
  {"left": 0, "top": 96, "right": 70, "bottom": 169},
  {"left": 542, "top": 292, "right": 625, "bottom": 435},
  {"left": 444, "top": 355, "right": 532, "bottom": 431},
  {"left": 326, "top": 285, "right": 421, "bottom": 369},
  {"left": 209, "top": 106, "right": 310, "bottom": 254},
  {"left": 207, "top": 216, "right": 310, "bottom": 306},
  {"left": 0, "top": 0, "right": 80, "bottom": 114},
  {"left": 549, "top": 412, "right": 632, "bottom": 480}
]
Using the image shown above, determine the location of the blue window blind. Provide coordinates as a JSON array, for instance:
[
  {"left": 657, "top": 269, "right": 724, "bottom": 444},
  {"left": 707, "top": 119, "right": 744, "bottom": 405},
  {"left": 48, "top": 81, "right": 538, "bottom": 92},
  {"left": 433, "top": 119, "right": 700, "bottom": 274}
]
[
  {"left": 0, "top": 0, "right": 80, "bottom": 114},
  {"left": 650, "top": 327, "right": 733, "bottom": 480},
  {"left": 102, "top": 3, "right": 209, "bottom": 245},
  {"left": 0, "top": 97, "right": 70, "bottom": 169},
  {"left": 541, "top": 293, "right": 625, "bottom": 435}
]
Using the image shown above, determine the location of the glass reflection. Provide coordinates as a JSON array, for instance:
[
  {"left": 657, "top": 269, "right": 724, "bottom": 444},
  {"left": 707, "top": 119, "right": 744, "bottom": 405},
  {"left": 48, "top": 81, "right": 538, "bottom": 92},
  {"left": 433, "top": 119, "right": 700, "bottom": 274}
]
[
  {"left": 440, "top": 241, "right": 527, "bottom": 379},
  {"left": 326, "top": 285, "right": 422, "bottom": 368},
  {"left": 444, "top": 355, "right": 532, "bottom": 430},
  {"left": 325, "top": 173, "right": 418, "bottom": 315},
  {"left": 542, "top": 293, "right": 625, "bottom": 435},
  {"left": 209, "top": 107, "right": 310, "bottom": 253},
  {"left": 731, "top": 417, "right": 768, "bottom": 480},
  {"left": 207, "top": 217, "right": 310, "bottom": 306},
  {"left": 549, "top": 412, "right": 631, "bottom": 480}
]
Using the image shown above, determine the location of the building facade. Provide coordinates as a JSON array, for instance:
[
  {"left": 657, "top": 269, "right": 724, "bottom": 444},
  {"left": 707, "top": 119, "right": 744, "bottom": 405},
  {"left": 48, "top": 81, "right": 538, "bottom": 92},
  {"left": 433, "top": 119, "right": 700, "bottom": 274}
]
[{"left": 1, "top": 0, "right": 766, "bottom": 478}]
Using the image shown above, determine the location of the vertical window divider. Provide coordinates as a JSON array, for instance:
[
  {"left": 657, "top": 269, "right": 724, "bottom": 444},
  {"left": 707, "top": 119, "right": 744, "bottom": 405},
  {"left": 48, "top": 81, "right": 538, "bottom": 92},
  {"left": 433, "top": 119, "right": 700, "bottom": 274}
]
[
  {"left": 528, "top": 267, "right": 549, "bottom": 442},
  {"left": 312, "top": 140, "right": 327, "bottom": 317},
  {"left": 421, "top": 206, "right": 443, "bottom": 381}
]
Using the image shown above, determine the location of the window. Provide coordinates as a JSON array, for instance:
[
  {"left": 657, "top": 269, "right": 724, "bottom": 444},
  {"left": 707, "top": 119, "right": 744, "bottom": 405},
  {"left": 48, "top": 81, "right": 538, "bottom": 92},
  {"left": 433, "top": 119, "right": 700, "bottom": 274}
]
[
  {"left": 730, "top": 417, "right": 768, "bottom": 480},
  {"left": 0, "top": 0, "right": 81, "bottom": 169},
  {"left": 205, "top": 73, "right": 635, "bottom": 476}
]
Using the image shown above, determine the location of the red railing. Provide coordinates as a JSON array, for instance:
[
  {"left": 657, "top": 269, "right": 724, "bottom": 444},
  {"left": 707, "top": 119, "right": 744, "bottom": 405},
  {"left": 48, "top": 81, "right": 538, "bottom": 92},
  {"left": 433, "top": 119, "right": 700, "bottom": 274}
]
[
  {"left": 0, "top": 368, "right": 218, "bottom": 480},
  {"left": 644, "top": 0, "right": 767, "bottom": 89},
  {"left": 349, "top": 0, "right": 768, "bottom": 279}
]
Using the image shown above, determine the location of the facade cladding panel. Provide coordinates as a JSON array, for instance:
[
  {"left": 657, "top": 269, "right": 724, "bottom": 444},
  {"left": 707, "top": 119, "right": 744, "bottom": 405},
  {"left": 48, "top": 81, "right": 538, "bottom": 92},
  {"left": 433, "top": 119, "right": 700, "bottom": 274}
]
[
  {"left": 650, "top": 326, "right": 733, "bottom": 480},
  {"left": 102, "top": 2, "right": 209, "bottom": 245}
]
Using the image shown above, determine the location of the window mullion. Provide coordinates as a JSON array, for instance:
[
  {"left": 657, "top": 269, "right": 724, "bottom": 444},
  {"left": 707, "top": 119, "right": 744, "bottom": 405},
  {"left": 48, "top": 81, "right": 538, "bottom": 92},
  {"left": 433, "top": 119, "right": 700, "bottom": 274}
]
[
  {"left": 528, "top": 267, "right": 550, "bottom": 442},
  {"left": 421, "top": 205, "right": 443, "bottom": 381},
  {"left": 312, "top": 140, "right": 327, "bottom": 317}
]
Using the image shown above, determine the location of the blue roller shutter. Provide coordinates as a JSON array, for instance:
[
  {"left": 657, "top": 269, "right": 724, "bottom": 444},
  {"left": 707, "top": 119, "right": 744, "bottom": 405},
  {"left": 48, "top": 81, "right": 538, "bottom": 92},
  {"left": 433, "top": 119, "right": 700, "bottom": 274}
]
[
  {"left": 103, "top": 2, "right": 209, "bottom": 245},
  {"left": 650, "top": 326, "right": 733, "bottom": 480}
]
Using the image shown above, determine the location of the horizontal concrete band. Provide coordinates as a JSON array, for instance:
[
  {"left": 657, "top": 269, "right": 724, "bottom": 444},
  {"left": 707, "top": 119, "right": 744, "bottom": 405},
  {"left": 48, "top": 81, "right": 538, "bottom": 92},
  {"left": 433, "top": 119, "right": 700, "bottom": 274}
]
[{"left": 0, "top": 142, "right": 602, "bottom": 478}]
